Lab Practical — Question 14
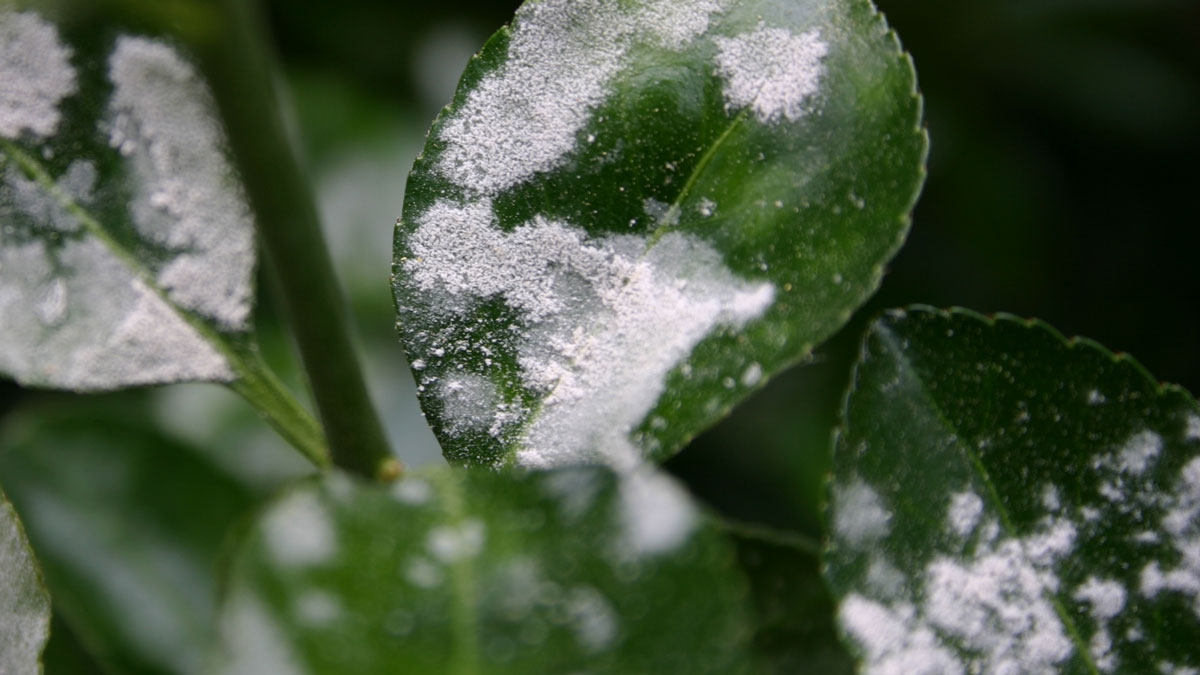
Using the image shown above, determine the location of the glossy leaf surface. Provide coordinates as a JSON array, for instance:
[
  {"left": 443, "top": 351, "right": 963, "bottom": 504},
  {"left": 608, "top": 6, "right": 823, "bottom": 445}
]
[
  {"left": 0, "top": 402, "right": 259, "bottom": 675},
  {"left": 0, "top": 7, "right": 256, "bottom": 390},
  {"left": 826, "top": 307, "right": 1200, "bottom": 673},
  {"left": 213, "top": 466, "right": 755, "bottom": 674},
  {"left": 0, "top": 484, "right": 50, "bottom": 674},
  {"left": 393, "top": 0, "right": 926, "bottom": 467}
]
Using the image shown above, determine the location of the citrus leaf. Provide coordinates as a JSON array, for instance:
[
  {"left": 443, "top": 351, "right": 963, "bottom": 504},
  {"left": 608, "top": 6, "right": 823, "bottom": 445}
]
[
  {"left": 0, "top": 402, "right": 258, "bottom": 675},
  {"left": 212, "top": 466, "right": 756, "bottom": 674},
  {"left": 0, "top": 7, "right": 257, "bottom": 390},
  {"left": 0, "top": 484, "right": 50, "bottom": 674},
  {"left": 825, "top": 307, "right": 1200, "bottom": 673},
  {"left": 393, "top": 0, "right": 926, "bottom": 467}
]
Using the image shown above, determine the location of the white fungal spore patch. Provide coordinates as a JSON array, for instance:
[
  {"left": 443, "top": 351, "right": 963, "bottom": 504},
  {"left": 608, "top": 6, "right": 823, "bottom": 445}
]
[
  {"left": 107, "top": 36, "right": 255, "bottom": 329},
  {"left": 262, "top": 492, "right": 337, "bottom": 567},
  {"left": 1073, "top": 577, "right": 1126, "bottom": 672},
  {"left": 1186, "top": 414, "right": 1200, "bottom": 442},
  {"left": 0, "top": 236, "right": 232, "bottom": 389},
  {"left": 1140, "top": 456, "right": 1200, "bottom": 617},
  {"left": 406, "top": 199, "right": 773, "bottom": 467},
  {"left": 436, "top": 0, "right": 727, "bottom": 195},
  {"left": 426, "top": 519, "right": 486, "bottom": 564},
  {"left": 436, "top": 372, "right": 511, "bottom": 438},
  {"left": 617, "top": 468, "right": 696, "bottom": 557},
  {"left": 1117, "top": 430, "right": 1163, "bottom": 476},
  {"left": 947, "top": 490, "right": 983, "bottom": 538},
  {"left": 0, "top": 10, "right": 76, "bottom": 140},
  {"left": 714, "top": 25, "right": 828, "bottom": 124},
  {"left": 833, "top": 479, "right": 891, "bottom": 547},
  {"left": 838, "top": 495, "right": 1081, "bottom": 674},
  {"left": 565, "top": 585, "right": 619, "bottom": 652}
]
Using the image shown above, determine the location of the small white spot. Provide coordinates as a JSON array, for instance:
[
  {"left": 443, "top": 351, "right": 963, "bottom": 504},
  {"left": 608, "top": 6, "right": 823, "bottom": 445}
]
[
  {"left": 740, "top": 362, "right": 763, "bottom": 387},
  {"left": 392, "top": 478, "right": 434, "bottom": 506},
  {"left": 566, "top": 585, "right": 618, "bottom": 652},
  {"left": 1087, "top": 389, "right": 1106, "bottom": 405},
  {"left": 1117, "top": 430, "right": 1163, "bottom": 476},
  {"left": 947, "top": 490, "right": 984, "bottom": 538},
  {"left": 426, "top": 519, "right": 486, "bottom": 563},
  {"left": 697, "top": 197, "right": 717, "bottom": 217},
  {"left": 294, "top": 590, "right": 343, "bottom": 626},
  {"left": 262, "top": 491, "right": 336, "bottom": 567},
  {"left": 617, "top": 468, "right": 696, "bottom": 557},
  {"left": 405, "top": 557, "right": 444, "bottom": 589},
  {"left": 1073, "top": 577, "right": 1126, "bottom": 620},
  {"left": 1186, "top": 414, "right": 1200, "bottom": 442},
  {"left": 833, "top": 479, "right": 891, "bottom": 547}
]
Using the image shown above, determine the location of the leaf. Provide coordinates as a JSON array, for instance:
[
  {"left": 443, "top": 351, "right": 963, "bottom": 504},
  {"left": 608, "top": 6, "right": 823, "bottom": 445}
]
[
  {"left": 824, "top": 307, "right": 1200, "bottom": 673},
  {"left": 0, "top": 483, "right": 50, "bottom": 674},
  {"left": 730, "top": 526, "right": 855, "bottom": 674},
  {"left": 0, "top": 401, "right": 259, "bottom": 675},
  {"left": 392, "top": 0, "right": 926, "bottom": 467},
  {"left": 212, "top": 466, "right": 756, "bottom": 674},
  {"left": 0, "top": 7, "right": 258, "bottom": 391}
]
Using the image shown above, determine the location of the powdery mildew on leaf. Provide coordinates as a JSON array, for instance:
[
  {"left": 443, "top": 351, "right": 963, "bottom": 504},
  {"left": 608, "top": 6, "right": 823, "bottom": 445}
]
[
  {"left": 837, "top": 489, "right": 1077, "bottom": 674},
  {"left": 107, "top": 36, "right": 255, "bottom": 329},
  {"left": 0, "top": 491, "right": 50, "bottom": 674},
  {"left": 0, "top": 10, "right": 75, "bottom": 140},
  {"left": 217, "top": 468, "right": 749, "bottom": 672},
  {"left": 437, "top": 0, "right": 729, "bottom": 195},
  {"left": 0, "top": 20, "right": 259, "bottom": 390},
  {"left": 713, "top": 25, "right": 828, "bottom": 123},
  {"left": 1140, "top": 455, "right": 1200, "bottom": 616}
]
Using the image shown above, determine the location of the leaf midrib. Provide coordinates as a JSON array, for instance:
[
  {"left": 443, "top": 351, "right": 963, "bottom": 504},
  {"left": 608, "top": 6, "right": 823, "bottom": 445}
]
[
  {"left": 501, "top": 109, "right": 752, "bottom": 464},
  {"left": 874, "top": 322, "right": 1102, "bottom": 675},
  {"left": 0, "top": 139, "right": 246, "bottom": 374}
]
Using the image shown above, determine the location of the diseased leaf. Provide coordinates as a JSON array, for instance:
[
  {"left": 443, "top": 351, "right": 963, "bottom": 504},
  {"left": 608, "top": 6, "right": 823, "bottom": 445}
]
[
  {"left": 0, "top": 484, "right": 50, "bottom": 675},
  {"left": 212, "top": 466, "right": 756, "bottom": 674},
  {"left": 0, "top": 7, "right": 256, "bottom": 390},
  {"left": 393, "top": 0, "right": 926, "bottom": 467},
  {"left": 0, "top": 402, "right": 259, "bottom": 675},
  {"left": 825, "top": 307, "right": 1200, "bottom": 673}
]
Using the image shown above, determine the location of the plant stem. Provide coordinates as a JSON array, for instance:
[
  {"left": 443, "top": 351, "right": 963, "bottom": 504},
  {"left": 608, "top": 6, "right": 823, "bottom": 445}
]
[
  {"left": 229, "top": 350, "right": 330, "bottom": 470},
  {"left": 189, "top": 0, "right": 396, "bottom": 480}
]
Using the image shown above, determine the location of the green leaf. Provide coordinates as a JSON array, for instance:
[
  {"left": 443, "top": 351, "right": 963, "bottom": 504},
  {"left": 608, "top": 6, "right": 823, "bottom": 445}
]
[
  {"left": 0, "top": 402, "right": 259, "bottom": 675},
  {"left": 0, "top": 7, "right": 256, "bottom": 391},
  {"left": 825, "top": 307, "right": 1200, "bottom": 673},
  {"left": 0, "top": 483, "right": 50, "bottom": 674},
  {"left": 730, "top": 526, "right": 854, "bottom": 674},
  {"left": 393, "top": 0, "right": 926, "bottom": 467},
  {"left": 213, "top": 466, "right": 756, "bottom": 673}
]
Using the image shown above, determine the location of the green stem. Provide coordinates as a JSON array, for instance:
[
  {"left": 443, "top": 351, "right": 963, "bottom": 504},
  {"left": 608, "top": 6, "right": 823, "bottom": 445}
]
[
  {"left": 229, "top": 351, "right": 329, "bottom": 469},
  {"left": 188, "top": 0, "right": 395, "bottom": 480}
]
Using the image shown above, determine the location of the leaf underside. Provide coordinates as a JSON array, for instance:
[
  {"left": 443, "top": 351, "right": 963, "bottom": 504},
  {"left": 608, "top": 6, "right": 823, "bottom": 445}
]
[
  {"left": 393, "top": 0, "right": 926, "bottom": 468},
  {"left": 213, "top": 466, "right": 756, "bottom": 674},
  {"left": 0, "top": 8, "right": 257, "bottom": 391},
  {"left": 825, "top": 307, "right": 1200, "bottom": 674}
]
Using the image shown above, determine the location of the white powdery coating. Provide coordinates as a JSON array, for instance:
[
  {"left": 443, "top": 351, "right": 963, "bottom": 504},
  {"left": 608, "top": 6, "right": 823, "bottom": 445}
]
[
  {"left": 437, "top": 372, "right": 515, "bottom": 438},
  {"left": 0, "top": 10, "right": 76, "bottom": 139},
  {"left": 713, "top": 26, "right": 828, "bottom": 124},
  {"left": 0, "top": 237, "right": 232, "bottom": 389},
  {"left": 391, "top": 478, "right": 434, "bottom": 506},
  {"left": 839, "top": 596, "right": 963, "bottom": 675},
  {"left": 1140, "top": 456, "right": 1200, "bottom": 617},
  {"left": 833, "top": 479, "right": 891, "bottom": 547},
  {"left": 566, "top": 585, "right": 619, "bottom": 652},
  {"left": 947, "top": 490, "right": 984, "bottom": 538},
  {"left": 617, "top": 468, "right": 696, "bottom": 557},
  {"left": 1, "top": 160, "right": 95, "bottom": 234},
  {"left": 1187, "top": 415, "right": 1200, "bottom": 442},
  {"left": 407, "top": 200, "right": 773, "bottom": 467},
  {"left": 107, "top": 36, "right": 255, "bottom": 329},
  {"left": 840, "top": 517, "right": 1078, "bottom": 675},
  {"left": 426, "top": 519, "right": 486, "bottom": 563},
  {"left": 436, "top": 0, "right": 726, "bottom": 194},
  {"left": 216, "top": 589, "right": 307, "bottom": 675},
  {"left": 262, "top": 492, "right": 337, "bottom": 567},
  {"left": 1118, "top": 430, "right": 1163, "bottom": 476},
  {"left": 1074, "top": 576, "right": 1127, "bottom": 620}
]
